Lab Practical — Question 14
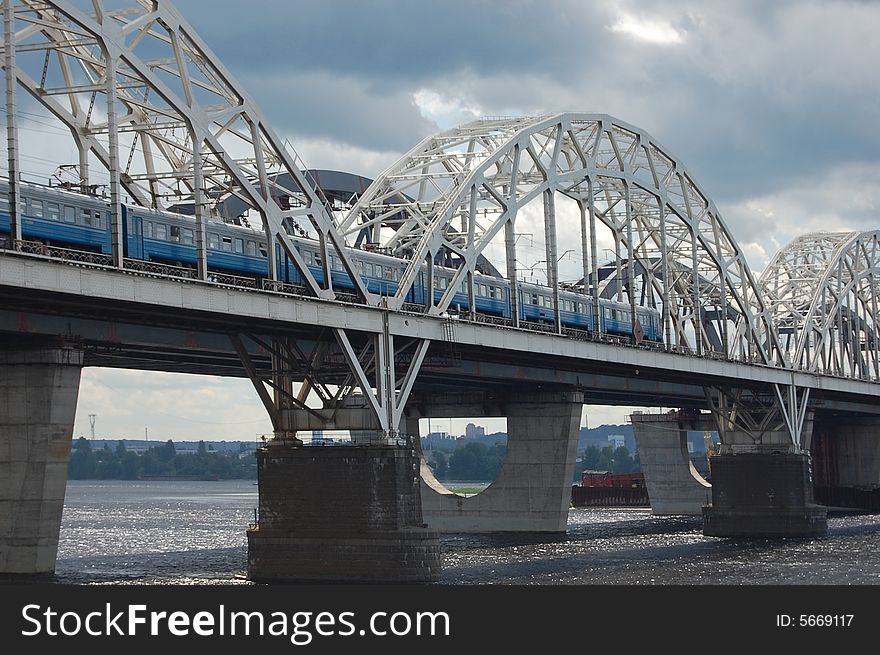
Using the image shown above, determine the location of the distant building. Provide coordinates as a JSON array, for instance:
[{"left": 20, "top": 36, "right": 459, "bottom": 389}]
[
  {"left": 465, "top": 423, "right": 486, "bottom": 439},
  {"left": 312, "top": 430, "right": 326, "bottom": 445},
  {"left": 422, "top": 431, "right": 456, "bottom": 450},
  {"left": 608, "top": 434, "right": 626, "bottom": 449}
]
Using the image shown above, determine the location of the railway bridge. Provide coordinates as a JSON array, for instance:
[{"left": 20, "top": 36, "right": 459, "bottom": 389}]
[{"left": 1, "top": 0, "right": 878, "bottom": 581}]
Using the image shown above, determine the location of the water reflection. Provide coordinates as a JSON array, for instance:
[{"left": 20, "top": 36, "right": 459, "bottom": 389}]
[{"left": 54, "top": 481, "right": 880, "bottom": 585}]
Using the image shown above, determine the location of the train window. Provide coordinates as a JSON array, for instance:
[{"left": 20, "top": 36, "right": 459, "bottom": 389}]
[
  {"left": 356, "top": 260, "right": 364, "bottom": 273},
  {"left": 220, "top": 236, "right": 232, "bottom": 251},
  {"left": 384, "top": 266, "right": 395, "bottom": 280},
  {"left": 30, "top": 199, "right": 43, "bottom": 218},
  {"left": 47, "top": 202, "right": 60, "bottom": 221},
  {"left": 245, "top": 240, "right": 256, "bottom": 256},
  {"left": 303, "top": 250, "right": 313, "bottom": 264},
  {"left": 478, "top": 284, "right": 487, "bottom": 296},
  {"left": 170, "top": 225, "right": 181, "bottom": 242},
  {"left": 235, "top": 238, "right": 244, "bottom": 254},
  {"left": 530, "top": 293, "right": 538, "bottom": 305},
  {"left": 208, "top": 233, "right": 219, "bottom": 249},
  {"left": 258, "top": 244, "right": 267, "bottom": 258},
  {"left": 182, "top": 228, "right": 194, "bottom": 245},
  {"left": 95, "top": 212, "right": 103, "bottom": 229},
  {"left": 488, "top": 286, "right": 497, "bottom": 299},
  {"left": 63, "top": 206, "right": 76, "bottom": 223},
  {"left": 144, "top": 221, "right": 153, "bottom": 238},
  {"left": 81, "top": 208, "right": 92, "bottom": 226},
  {"left": 155, "top": 223, "right": 167, "bottom": 240},
  {"left": 365, "top": 262, "right": 374, "bottom": 276}
]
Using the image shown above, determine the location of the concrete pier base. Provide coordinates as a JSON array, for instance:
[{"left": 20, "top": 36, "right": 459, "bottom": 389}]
[
  {"left": 418, "top": 391, "right": 583, "bottom": 533},
  {"left": 703, "top": 450, "right": 827, "bottom": 537},
  {"left": 631, "top": 411, "right": 712, "bottom": 515},
  {"left": 812, "top": 416, "right": 880, "bottom": 511},
  {"left": 0, "top": 345, "right": 83, "bottom": 574},
  {"left": 830, "top": 417, "right": 880, "bottom": 488},
  {"left": 247, "top": 442, "right": 440, "bottom": 582}
]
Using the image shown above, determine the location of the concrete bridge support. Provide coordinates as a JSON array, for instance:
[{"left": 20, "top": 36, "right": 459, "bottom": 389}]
[
  {"left": 630, "top": 411, "right": 712, "bottom": 515},
  {"left": 415, "top": 391, "right": 583, "bottom": 533},
  {"left": 812, "top": 416, "right": 880, "bottom": 510},
  {"left": 0, "top": 343, "right": 82, "bottom": 574},
  {"left": 701, "top": 390, "right": 827, "bottom": 537},
  {"left": 247, "top": 439, "right": 440, "bottom": 582},
  {"left": 831, "top": 418, "right": 880, "bottom": 488},
  {"left": 702, "top": 447, "right": 827, "bottom": 537}
]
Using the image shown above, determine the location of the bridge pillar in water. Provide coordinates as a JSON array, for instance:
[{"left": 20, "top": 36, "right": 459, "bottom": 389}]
[
  {"left": 415, "top": 391, "right": 583, "bottom": 533},
  {"left": 247, "top": 437, "right": 440, "bottom": 583},
  {"left": 703, "top": 435, "right": 827, "bottom": 538},
  {"left": 630, "top": 411, "right": 711, "bottom": 515},
  {"left": 0, "top": 343, "right": 83, "bottom": 574},
  {"left": 812, "top": 416, "right": 880, "bottom": 511},
  {"left": 828, "top": 418, "right": 880, "bottom": 488}
]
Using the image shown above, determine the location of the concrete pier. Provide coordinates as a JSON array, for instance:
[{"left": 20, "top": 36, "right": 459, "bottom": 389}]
[
  {"left": 631, "top": 411, "right": 712, "bottom": 515},
  {"left": 831, "top": 417, "right": 880, "bottom": 488},
  {"left": 247, "top": 441, "right": 440, "bottom": 582},
  {"left": 417, "top": 391, "right": 583, "bottom": 533},
  {"left": 0, "top": 344, "right": 82, "bottom": 574},
  {"left": 702, "top": 448, "right": 827, "bottom": 537},
  {"left": 812, "top": 416, "right": 880, "bottom": 510}
]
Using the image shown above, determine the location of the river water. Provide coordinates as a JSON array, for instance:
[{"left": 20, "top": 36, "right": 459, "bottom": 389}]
[{"left": 54, "top": 480, "right": 880, "bottom": 585}]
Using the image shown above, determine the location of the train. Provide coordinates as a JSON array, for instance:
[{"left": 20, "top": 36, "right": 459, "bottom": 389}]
[{"left": 0, "top": 179, "right": 661, "bottom": 340}]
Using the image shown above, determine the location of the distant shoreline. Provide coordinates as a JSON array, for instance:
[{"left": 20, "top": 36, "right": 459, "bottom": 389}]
[{"left": 136, "top": 474, "right": 222, "bottom": 482}]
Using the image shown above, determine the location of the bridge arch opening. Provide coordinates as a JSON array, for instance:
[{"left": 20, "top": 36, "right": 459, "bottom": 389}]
[{"left": 416, "top": 417, "right": 507, "bottom": 498}]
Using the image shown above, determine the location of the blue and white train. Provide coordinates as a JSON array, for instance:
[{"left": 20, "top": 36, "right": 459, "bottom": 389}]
[{"left": 0, "top": 180, "right": 661, "bottom": 340}]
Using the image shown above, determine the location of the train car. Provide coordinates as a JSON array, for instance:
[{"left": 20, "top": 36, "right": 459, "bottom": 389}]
[
  {"left": 1, "top": 179, "right": 662, "bottom": 341},
  {"left": 0, "top": 181, "right": 111, "bottom": 254}
]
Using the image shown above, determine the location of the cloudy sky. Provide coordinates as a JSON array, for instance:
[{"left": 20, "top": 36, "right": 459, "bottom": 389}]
[{"left": 12, "top": 0, "right": 879, "bottom": 441}]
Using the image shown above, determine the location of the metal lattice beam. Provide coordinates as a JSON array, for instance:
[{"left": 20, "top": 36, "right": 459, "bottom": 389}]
[
  {"left": 1, "top": 0, "right": 373, "bottom": 300},
  {"left": 761, "top": 230, "right": 880, "bottom": 380},
  {"left": 341, "top": 114, "right": 784, "bottom": 365}
]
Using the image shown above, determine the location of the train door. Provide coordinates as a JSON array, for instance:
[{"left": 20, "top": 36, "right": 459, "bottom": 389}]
[{"left": 123, "top": 208, "right": 144, "bottom": 259}]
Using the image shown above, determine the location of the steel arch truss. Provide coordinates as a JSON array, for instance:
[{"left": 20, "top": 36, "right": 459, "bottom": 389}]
[
  {"left": 341, "top": 114, "right": 783, "bottom": 364},
  {"left": 761, "top": 231, "right": 880, "bottom": 380},
  {"left": 1, "top": 0, "right": 372, "bottom": 301}
]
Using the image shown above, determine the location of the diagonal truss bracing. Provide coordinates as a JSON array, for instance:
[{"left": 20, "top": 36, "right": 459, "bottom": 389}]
[
  {"left": 341, "top": 114, "right": 785, "bottom": 366},
  {"left": 761, "top": 231, "right": 880, "bottom": 380},
  {"left": 1, "top": 0, "right": 373, "bottom": 302}
]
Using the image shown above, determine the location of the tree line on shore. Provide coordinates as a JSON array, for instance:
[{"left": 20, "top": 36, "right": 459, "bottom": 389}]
[
  {"left": 67, "top": 438, "right": 257, "bottom": 480},
  {"left": 426, "top": 442, "right": 507, "bottom": 481},
  {"left": 424, "top": 442, "right": 641, "bottom": 482}
]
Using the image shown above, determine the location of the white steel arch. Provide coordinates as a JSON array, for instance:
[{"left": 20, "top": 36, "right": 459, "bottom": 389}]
[
  {"left": 1, "top": 0, "right": 373, "bottom": 301},
  {"left": 341, "top": 114, "right": 784, "bottom": 366},
  {"left": 761, "top": 231, "right": 880, "bottom": 379}
]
